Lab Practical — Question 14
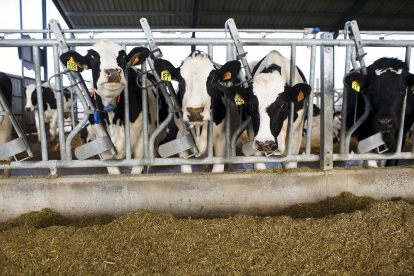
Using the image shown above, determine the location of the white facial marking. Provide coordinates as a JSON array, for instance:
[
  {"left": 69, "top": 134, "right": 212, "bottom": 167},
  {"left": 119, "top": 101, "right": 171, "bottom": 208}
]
[
  {"left": 375, "top": 67, "right": 403, "bottom": 75},
  {"left": 92, "top": 40, "right": 126, "bottom": 106},
  {"left": 180, "top": 53, "right": 214, "bottom": 122}
]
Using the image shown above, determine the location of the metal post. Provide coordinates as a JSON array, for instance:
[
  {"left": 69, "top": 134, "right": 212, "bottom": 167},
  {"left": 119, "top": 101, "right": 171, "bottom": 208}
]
[
  {"left": 33, "top": 46, "right": 49, "bottom": 162},
  {"left": 286, "top": 45, "right": 296, "bottom": 156},
  {"left": 320, "top": 33, "right": 334, "bottom": 170},
  {"left": 225, "top": 44, "right": 232, "bottom": 163},
  {"left": 53, "top": 45, "right": 67, "bottom": 160},
  {"left": 124, "top": 65, "right": 131, "bottom": 160},
  {"left": 208, "top": 44, "right": 214, "bottom": 158},
  {"left": 305, "top": 45, "right": 316, "bottom": 155},
  {"left": 339, "top": 45, "right": 352, "bottom": 154},
  {"left": 141, "top": 61, "right": 149, "bottom": 159}
]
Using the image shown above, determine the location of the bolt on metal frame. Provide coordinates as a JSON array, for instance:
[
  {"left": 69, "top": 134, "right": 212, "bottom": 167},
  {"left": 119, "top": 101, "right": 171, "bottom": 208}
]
[{"left": 0, "top": 21, "right": 414, "bottom": 174}]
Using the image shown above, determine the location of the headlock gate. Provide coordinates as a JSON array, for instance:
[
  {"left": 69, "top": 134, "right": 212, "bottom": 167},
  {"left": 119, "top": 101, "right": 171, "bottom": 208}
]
[{"left": 0, "top": 19, "right": 414, "bottom": 175}]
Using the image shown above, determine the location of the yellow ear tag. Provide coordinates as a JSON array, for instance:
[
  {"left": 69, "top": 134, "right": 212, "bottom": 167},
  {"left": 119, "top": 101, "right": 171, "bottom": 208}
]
[
  {"left": 234, "top": 94, "right": 245, "bottom": 105},
  {"left": 411, "top": 85, "right": 414, "bottom": 91},
  {"left": 67, "top": 57, "right": 78, "bottom": 71},
  {"left": 297, "top": 90, "right": 304, "bottom": 102},
  {"left": 132, "top": 56, "right": 140, "bottom": 66},
  {"left": 352, "top": 80, "right": 360, "bottom": 92},
  {"left": 223, "top": 71, "right": 231, "bottom": 81},
  {"left": 161, "top": 70, "right": 171, "bottom": 81}
]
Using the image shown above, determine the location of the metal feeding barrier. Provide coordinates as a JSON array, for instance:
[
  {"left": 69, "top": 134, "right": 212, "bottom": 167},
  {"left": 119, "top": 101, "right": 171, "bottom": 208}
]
[
  {"left": 48, "top": 19, "right": 117, "bottom": 163},
  {"left": 139, "top": 18, "right": 198, "bottom": 159},
  {"left": 0, "top": 87, "right": 33, "bottom": 161},
  {"left": 0, "top": 19, "right": 414, "bottom": 174}
]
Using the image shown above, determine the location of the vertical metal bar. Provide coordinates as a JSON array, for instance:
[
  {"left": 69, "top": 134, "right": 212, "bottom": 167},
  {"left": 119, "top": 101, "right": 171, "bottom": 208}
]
[
  {"left": 320, "top": 33, "right": 334, "bottom": 170},
  {"left": 53, "top": 45, "right": 67, "bottom": 160},
  {"left": 141, "top": 61, "right": 149, "bottom": 159},
  {"left": 225, "top": 44, "right": 232, "bottom": 161},
  {"left": 395, "top": 93, "right": 407, "bottom": 153},
  {"left": 124, "top": 66, "right": 131, "bottom": 160},
  {"left": 42, "top": 0, "right": 48, "bottom": 81},
  {"left": 286, "top": 45, "right": 296, "bottom": 156},
  {"left": 305, "top": 45, "right": 316, "bottom": 155},
  {"left": 340, "top": 45, "right": 352, "bottom": 154},
  {"left": 33, "top": 46, "right": 48, "bottom": 162},
  {"left": 208, "top": 44, "right": 214, "bottom": 158}
]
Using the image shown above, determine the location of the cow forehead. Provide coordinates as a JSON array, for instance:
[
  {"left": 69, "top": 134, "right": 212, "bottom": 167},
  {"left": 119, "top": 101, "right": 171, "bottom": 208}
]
[
  {"left": 180, "top": 56, "right": 214, "bottom": 78},
  {"left": 253, "top": 72, "right": 286, "bottom": 109},
  {"left": 91, "top": 40, "right": 123, "bottom": 60}
]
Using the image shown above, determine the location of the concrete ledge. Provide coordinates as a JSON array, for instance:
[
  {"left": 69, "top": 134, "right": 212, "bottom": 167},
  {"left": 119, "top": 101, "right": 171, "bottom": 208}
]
[{"left": 1, "top": 167, "right": 414, "bottom": 222}]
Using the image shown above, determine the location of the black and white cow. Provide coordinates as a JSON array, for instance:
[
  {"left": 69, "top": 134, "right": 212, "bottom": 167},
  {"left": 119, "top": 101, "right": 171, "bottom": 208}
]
[
  {"left": 60, "top": 40, "right": 167, "bottom": 174},
  {"left": 25, "top": 83, "right": 74, "bottom": 142},
  {"left": 0, "top": 72, "right": 13, "bottom": 176},
  {"left": 303, "top": 104, "right": 341, "bottom": 143},
  {"left": 344, "top": 57, "right": 414, "bottom": 167},
  {"left": 153, "top": 51, "right": 240, "bottom": 173},
  {"left": 220, "top": 50, "right": 312, "bottom": 169}
]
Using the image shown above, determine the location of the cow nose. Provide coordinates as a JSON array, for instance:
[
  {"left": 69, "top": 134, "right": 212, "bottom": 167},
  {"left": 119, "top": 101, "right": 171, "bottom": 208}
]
[
  {"left": 186, "top": 106, "right": 205, "bottom": 122},
  {"left": 25, "top": 107, "right": 31, "bottom": 111},
  {"left": 105, "top": 69, "right": 122, "bottom": 83},
  {"left": 377, "top": 117, "right": 393, "bottom": 129},
  {"left": 254, "top": 140, "right": 278, "bottom": 152}
]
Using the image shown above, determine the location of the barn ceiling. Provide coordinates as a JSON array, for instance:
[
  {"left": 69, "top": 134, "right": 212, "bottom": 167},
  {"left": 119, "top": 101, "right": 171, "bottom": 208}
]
[{"left": 52, "top": 0, "right": 414, "bottom": 32}]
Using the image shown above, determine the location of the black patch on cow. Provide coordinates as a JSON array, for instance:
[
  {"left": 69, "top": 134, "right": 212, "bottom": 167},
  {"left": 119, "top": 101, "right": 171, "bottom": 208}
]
[
  {"left": 0, "top": 72, "right": 12, "bottom": 108},
  {"left": 31, "top": 86, "right": 57, "bottom": 111},
  {"left": 345, "top": 57, "right": 414, "bottom": 166},
  {"left": 261, "top": 64, "right": 281, "bottom": 74},
  {"left": 62, "top": 88, "right": 71, "bottom": 102},
  {"left": 187, "top": 50, "right": 212, "bottom": 61},
  {"left": 85, "top": 49, "right": 101, "bottom": 89},
  {"left": 251, "top": 56, "right": 266, "bottom": 76}
]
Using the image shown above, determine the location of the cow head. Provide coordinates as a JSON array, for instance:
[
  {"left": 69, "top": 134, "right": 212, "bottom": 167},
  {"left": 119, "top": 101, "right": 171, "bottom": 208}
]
[
  {"left": 222, "top": 60, "right": 311, "bottom": 153},
  {"left": 25, "top": 83, "right": 57, "bottom": 111},
  {"left": 60, "top": 40, "right": 149, "bottom": 106},
  {"left": 154, "top": 51, "right": 234, "bottom": 125},
  {"left": 344, "top": 58, "right": 414, "bottom": 133}
]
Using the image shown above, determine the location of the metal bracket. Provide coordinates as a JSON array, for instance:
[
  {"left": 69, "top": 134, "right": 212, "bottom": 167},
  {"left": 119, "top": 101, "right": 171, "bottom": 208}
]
[
  {"left": 75, "top": 136, "right": 114, "bottom": 160},
  {"left": 0, "top": 88, "right": 33, "bottom": 162},
  {"left": 357, "top": 132, "right": 388, "bottom": 154},
  {"left": 158, "top": 134, "right": 196, "bottom": 158}
]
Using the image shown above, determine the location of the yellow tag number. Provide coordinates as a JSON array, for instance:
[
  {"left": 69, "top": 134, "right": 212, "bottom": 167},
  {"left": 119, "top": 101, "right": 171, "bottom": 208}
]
[
  {"left": 132, "top": 56, "right": 140, "bottom": 66},
  {"left": 67, "top": 57, "right": 78, "bottom": 71},
  {"left": 352, "top": 80, "right": 360, "bottom": 92},
  {"left": 161, "top": 70, "right": 171, "bottom": 81},
  {"left": 297, "top": 90, "right": 304, "bottom": 102},
  {"left": 234, "top": 94, "right": 245, "bottom": 105}
]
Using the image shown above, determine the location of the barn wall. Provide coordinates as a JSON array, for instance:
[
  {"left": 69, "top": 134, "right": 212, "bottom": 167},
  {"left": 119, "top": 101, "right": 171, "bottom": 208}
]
[{"left": 1, "top": 167, "right": 413, "bottom": 222}]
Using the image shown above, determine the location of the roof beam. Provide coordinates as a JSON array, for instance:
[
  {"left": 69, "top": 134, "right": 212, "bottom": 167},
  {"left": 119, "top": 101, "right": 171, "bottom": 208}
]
[
  {"left": 330, "top": 0, "right": 369, "bottom": 32},
  {"left": 64, "top": 11, "right": 412, "bottom": 20}
]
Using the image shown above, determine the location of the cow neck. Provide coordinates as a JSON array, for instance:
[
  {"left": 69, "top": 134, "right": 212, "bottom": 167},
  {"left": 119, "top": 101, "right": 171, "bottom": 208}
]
[{"left": 93, "top": 85, "right": 121, "bottom": 112}]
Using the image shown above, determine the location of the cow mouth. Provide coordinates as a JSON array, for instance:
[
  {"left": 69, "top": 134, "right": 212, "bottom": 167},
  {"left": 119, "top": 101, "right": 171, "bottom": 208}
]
[{"left": 103, "top": 82, "right": 123, "bottom": 89}]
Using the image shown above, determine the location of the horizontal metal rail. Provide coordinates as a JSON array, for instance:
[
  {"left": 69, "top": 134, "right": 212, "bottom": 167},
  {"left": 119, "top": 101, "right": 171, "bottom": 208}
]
[{"left": 1, "top": 38, "right": 414, "bottom": 47}]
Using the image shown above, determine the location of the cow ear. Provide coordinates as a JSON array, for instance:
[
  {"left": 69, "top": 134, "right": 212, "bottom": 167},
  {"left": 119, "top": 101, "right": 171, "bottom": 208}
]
[
  {"left": 126, "top": 47, "right": 149, "bottom": 66},
  {"left": 285, "top": 83, "right": 311, "bottom": 103},
  {"left": 153, "top": 59, "right": 180, "bottom": 81},
  {"left": 223, "top": 85, "right": 252, "bottom": 106},
  {"left": 217, "top": 60, "right": 241, "bottom": 83},
  {"left": 344, "top": 71, "right": 368, "bottom": 94},
  {"left": 407, "top": 73, "right": 414, "bottom": 90},
  {"left": 60, "top": 51, "right": 89, "bottom": 72}
]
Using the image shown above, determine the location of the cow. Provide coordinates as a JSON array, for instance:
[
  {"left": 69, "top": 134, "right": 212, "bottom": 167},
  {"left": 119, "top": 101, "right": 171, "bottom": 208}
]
[
  {"left": 25, "top": 83, "right": 74, "bottom": 142},
  {"left": 0, "top": 72, "right": 13, "bottom": 176},
  {"left": 153, "top": 51, "right": 241, "bottom": 173},
  {"left": 219, "top": 50, "right": 312, "bottom": 169},
  {"left": 303, "top": 104, "right": 341, "bottom": 143},
  {"left": 60, "top": 40, "right": 167, "bottom": 174},
  {"left": 344, "top": 57, "right": 414, "bottom": 167}
]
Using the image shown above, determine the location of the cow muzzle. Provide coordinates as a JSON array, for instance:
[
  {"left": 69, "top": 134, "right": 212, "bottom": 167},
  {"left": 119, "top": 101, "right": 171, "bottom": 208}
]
[
  {"left": 104, "top": 69, "right": 122, "bottom": 83},
  {"left": 254, "top": 140, "right": 278, "bottom": 152},
  {"left": 376, "top": 117, "right": 396, "bottom": 133},
  {"left": 186, "top": 106, "right": 205, "bottom": 122}
]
